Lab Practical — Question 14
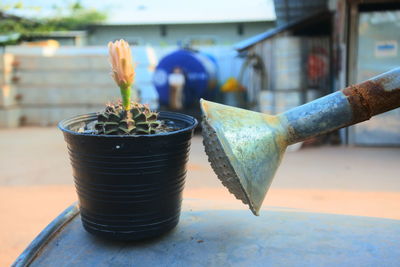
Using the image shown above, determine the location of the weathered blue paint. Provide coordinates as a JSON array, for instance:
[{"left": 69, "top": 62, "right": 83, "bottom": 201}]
[
  {"left": 282, "top": 91, "right": 353, "bottom": 144},
  {"left": 15, "top": 203, "right": 400, "bottom": 267},
  {"left": 12, "top": 204, "right": 79, "bottom": 267}
]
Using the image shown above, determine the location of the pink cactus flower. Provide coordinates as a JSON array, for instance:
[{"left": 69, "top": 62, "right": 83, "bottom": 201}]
[{"left": 108, "top": 39, "right": 135, "bottom": 87}]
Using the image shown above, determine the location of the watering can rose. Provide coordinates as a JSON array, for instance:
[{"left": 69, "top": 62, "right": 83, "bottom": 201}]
[{"left": 108, "top": 39, "right": 135, "bottom": 110}]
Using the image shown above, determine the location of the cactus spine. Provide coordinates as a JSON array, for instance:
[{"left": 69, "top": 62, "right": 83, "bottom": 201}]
[{"left": 95, "top": 102, "right": 159, "bottom": 135}]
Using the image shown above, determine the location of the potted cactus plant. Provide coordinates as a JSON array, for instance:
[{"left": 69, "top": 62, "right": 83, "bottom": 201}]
[{"left": 58, "top": 40, "right": 197, "bottom": 241}]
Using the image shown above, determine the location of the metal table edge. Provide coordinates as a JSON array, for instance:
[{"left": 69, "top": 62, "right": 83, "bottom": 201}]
[{"left": 12, "top": 203, "right": 79, "bottom": 267}]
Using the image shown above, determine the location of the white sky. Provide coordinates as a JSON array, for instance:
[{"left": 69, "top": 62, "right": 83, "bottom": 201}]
[{"left": 2, "top": 0, "right": 276, "bottom": 24}]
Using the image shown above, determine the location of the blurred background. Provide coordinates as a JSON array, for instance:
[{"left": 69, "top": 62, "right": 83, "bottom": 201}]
[
  {"left": 1, "top": 0, "right": 400, "bottom": 265},
  {"left": 1, "top": 0, "right": 399, "bottom": 145}
]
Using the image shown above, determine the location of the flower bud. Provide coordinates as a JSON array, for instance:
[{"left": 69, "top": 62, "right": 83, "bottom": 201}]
[{"left": 108, "top": 39, "right": 135, "bottom": 87}]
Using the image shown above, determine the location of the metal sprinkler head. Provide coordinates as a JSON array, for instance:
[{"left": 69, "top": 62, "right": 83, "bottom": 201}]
[{"left": 200, "top": 99, "right": 288, "bottom": 215}]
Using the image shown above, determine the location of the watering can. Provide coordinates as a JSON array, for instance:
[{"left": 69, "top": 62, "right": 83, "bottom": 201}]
[{"left": 201, "top": 68, "right": 400, "bottom": 215}]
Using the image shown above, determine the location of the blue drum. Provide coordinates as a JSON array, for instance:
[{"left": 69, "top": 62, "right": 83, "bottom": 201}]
[
  {"left": 14, "top": 202, "right": 400, "bottom": 266},
  {"left": 153, "top": 49, "right": 218, "bottom": 109}
]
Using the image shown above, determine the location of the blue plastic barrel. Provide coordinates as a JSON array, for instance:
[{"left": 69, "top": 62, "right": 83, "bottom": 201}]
[
  {"left": 14, "top": 203, "right": 400, "bottom": 267},
  {"left": 153, "top": 49, "right": 218, "bottom": 108}
]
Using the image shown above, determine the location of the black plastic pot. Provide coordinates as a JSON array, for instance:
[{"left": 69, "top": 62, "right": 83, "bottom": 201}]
[{"left": 58, "top": 111, "right": 197, "bottom": 241}]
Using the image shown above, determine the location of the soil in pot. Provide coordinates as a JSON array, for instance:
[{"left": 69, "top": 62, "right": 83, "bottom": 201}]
[{"left": 59, "top": 111, "right": 198, "bottom": 241}]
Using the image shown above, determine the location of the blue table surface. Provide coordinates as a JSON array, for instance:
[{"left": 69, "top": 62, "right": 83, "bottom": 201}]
[{"left": 15, "top": 201, "right": 400, "bottom": 267}]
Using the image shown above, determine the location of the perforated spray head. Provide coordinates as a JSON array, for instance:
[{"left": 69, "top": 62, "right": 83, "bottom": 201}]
[{"left": 200, "top": 99, "right": 288, "bottom": 215}]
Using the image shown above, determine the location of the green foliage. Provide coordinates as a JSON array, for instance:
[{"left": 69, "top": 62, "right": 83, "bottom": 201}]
[
  {"left": 0, "top": 1, "right": 107, "bottom": 42},
  {"left": 95, "top": 102, "right": 160, "bottom": 135},
  {"left": 0, "top": 17, "right": 52, "bottom": 36},
  {"left": 45, "top": 3, "right": 107, "bottom": 31}
]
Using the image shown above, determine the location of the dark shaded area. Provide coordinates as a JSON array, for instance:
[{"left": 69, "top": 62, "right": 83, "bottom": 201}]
[{"left": 359, "top": 2, "right": 400, "bottom": 12}]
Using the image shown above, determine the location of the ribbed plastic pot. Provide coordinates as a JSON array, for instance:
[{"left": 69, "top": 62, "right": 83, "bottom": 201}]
[{"left": 58, "top": 111, "right": 198, "bottom": 241}]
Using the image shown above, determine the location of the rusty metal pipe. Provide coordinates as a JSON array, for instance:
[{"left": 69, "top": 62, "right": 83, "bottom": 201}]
[
  {"left": 201, "top": 68, "right": 400, "bottom": 215},
  {"left": 284, "top": 68, "right": 400, "bottom": 144}
]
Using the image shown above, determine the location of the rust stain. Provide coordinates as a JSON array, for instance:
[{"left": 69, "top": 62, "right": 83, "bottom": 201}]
[
  {"left": 274, "top": 133, "right": 288, "bottom": 153},
  {"left": 342, "top": 80, "right": 400, "bottom": 124},
  {"left": 12, "top": 76, "right": 20, "bottom": 83},
  {"left": 263, "top": 114, "right": 288, "bottom": 151},
  {"left": 262, "top": 114, "right": 280, "bottom": 126}
]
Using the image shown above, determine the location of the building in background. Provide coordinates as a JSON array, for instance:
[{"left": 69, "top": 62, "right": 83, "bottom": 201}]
[
  {"left": 0, "top": 2, "right": 275, "bottom": 128},
  {"left": 1, "top": 17, "right": 274, "bottom": 47},
  {"left": 235, "top": 0, "right": 400, "bottom": 146},
  {"left": 1, "top": 0, "right": 275, "bottom": 47},
  {"left": 235, "top": 11, "right": 332, "bottom": 113},
  {"left": 87, "top": 20, "right": 274, "bottom": 47}
]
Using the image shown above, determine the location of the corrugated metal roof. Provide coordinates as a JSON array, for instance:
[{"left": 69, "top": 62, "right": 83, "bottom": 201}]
[{"left": 234, "top": 11, "right": 331, "bottom": 51}]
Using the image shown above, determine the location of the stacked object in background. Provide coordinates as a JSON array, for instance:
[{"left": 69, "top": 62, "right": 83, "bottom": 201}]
[
  {"left": 0, "top": 45, "right": 240, "bottom": 127},
  {"left": 0, "top": 47, "right": 121, "bottom": 127},
  {"left": 247, "top": 36, "right": 330, "bottom": 115},
  {"left": 0, "top": 53, "right": 20, "bottom": 127},
  {"left": 9, "top": 47, "right": 117, "bottom": 126}
]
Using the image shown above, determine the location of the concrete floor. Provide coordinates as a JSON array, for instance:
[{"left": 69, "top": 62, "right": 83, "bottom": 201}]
[{"left": 1, "top": 127, "right": 400, "bottom": 266}]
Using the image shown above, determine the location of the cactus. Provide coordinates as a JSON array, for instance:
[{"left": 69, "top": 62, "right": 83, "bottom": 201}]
[
  {"left": 91, "top": 39, "right": 163, "bottom": 135},
  {"left": 95, "top": 102, "right": 160, "bottom": 135}
]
